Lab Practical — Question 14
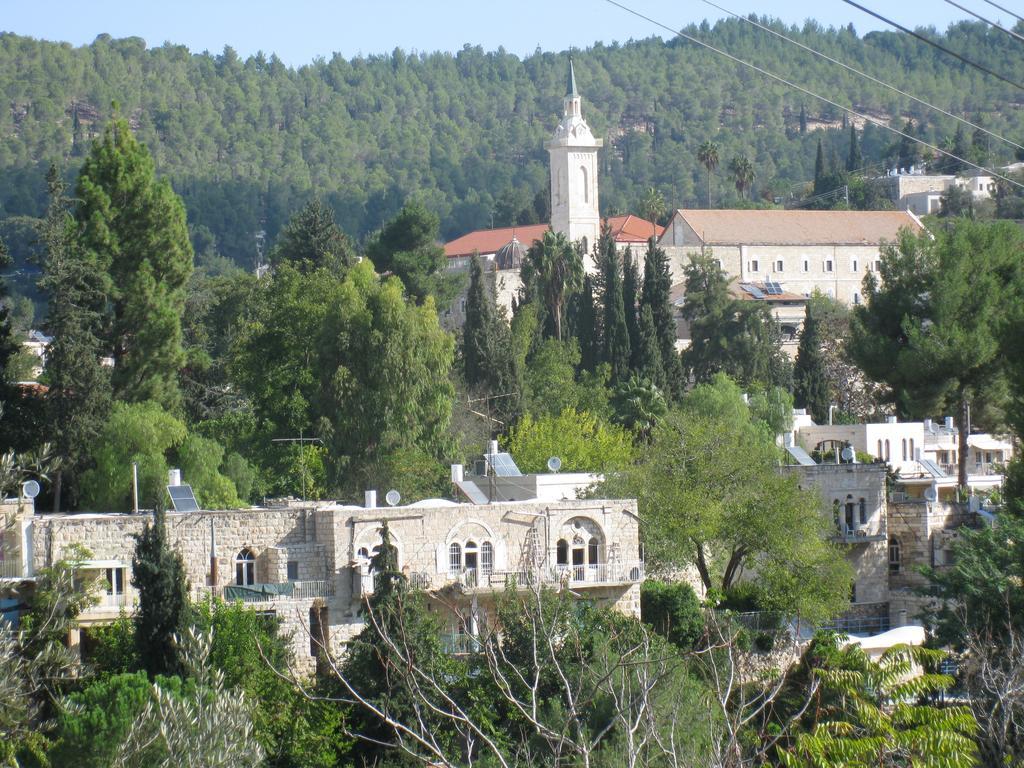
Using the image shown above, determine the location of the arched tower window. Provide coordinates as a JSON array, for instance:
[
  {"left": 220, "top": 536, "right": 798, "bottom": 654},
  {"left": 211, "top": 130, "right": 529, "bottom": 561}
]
[
  {"left": 235, "top": 548, "right": 255, "bottom": 586},
  {"left": 581, "top": 165, "right": 589, "bottom": 203}
]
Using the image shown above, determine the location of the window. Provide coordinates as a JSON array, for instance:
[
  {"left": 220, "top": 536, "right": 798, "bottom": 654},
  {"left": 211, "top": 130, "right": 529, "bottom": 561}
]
[
  {"left": 874, "top": 260, "right": 881, "bottom": 271},
  {"left": 802, "top": 258, "right": 809, "bottom": 272},
  {"left": 889, "top": 538, "right": 902, "bottom": 573},
  {"left": 845, "top": 495, "right": 855, "bottom": 533},
  {"left": 877, "top": 439, "right": 883, "bottom": 460},
  {"left": 852, "top": 258, "right": 859, "bottom": 272},
  {"left": 774, "top": 259, "right": 783, "bottom": 272},
  {"left": 481, "top": 541, "right": 494, "bottom": 575},
  {"left": 825, "top": 259, "right": 834, "bottom": 272},
  {"left": 884, "top": 439, "right": 891, "bottom": 461},
  {"left": 235, "top": 548, "right": 255, "bottom": 586},
  {"left": 581, "top": 165, "right": 589, "bottom": 203},
  {"left": 105, "top": 567, "right": 125, "bottom": 596},
  {"left": 909, "top": 439, "right": 915, "bottom": 460},
  {"left": 287, "top": 560, "right": 299, "bottom": 581},
  {"left": 850, "top": 583, "right": 857, "bottom": 603},
  {"left": 750, "top": 259, "right": 759, "bottom": 273},
  {"left": 853, "top": 292, "right": 861, "bottom": 305},
  {"left": 448, "top": 543, "right": 462, "bottom": 575},
  {"left": 859, "top": 498, "right": 867, "bottom": 525},
  {"left": 902, "top": 439, "right": 908, "bottom": 461},
  {"left": 556, "top": 539, "right": 568, "bottom": 565},
  {"left": 588, "top": 539, "right": 599, "bottom": 566},
  {"left": 460, "top": 298, "right": 466, "bottom": 313}
]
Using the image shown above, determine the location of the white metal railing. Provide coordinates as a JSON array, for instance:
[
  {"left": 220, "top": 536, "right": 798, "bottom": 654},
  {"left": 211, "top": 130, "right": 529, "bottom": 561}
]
[
  {"left": 197, "top": 580, "right": 336, "bottom": 604},
  {"left": 0, "top": 558, "right": 25, "bottom": 579},
  {"left": 441, "top": 632, "right": 482, "bottom": 655},
  {"left": 292, "top": 580, "right": 335, "bottom": 599},
  {"left": 547, "top": 561, "right": 645, "bottom": 585}
]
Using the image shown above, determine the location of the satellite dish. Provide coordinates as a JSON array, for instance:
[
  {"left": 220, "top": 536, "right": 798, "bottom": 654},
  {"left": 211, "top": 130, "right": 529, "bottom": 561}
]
[
  {"left": 21, "top": 480, "right": 40, "bottom": 499},
  {"left": 841, "top": 446, "right": 855, "bottom": 463},
  {"left": 385, "top": 489, "right": 401, "bottom": 507},
  {"left": 547, "top": 456, "right": 562, "bottom": 473},
  {"left": 924, "top": 486, "right": 938, "bottom": 502}
]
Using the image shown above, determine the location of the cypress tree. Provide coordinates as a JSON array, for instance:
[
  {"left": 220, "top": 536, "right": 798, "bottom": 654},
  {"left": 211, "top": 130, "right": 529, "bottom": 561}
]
[
  {"left": 640, "top": 238, "right": 684, "bottom": 399},
  {"left": 462, "top": 255, "right": 517, "bottom": 412},
  {"left": 76, "top": 115, "right": 193, "bottom": 411},
  {"left": 636, "top": 304, "right": 665, "bottom": 389},
  {"left": 799, "top": 104, "right": 808, "bottom": 135},
  {"left": 597, "top": 228, "right": 631, "bottom": 384},
  {"left": 846, "top": 126, "right": 862, "bottom": 172},
  {"left": 0, "top": 237, "right": 20, "bottom": 420},
  {"left": 575, "top": 274, "right": 599, "bottom": 373},
  {"left": 793, "top": 301, "right": 830, "bottom": 424},
  {"left": 38, "top": 164, "right": 113, "bottom": 510},
  {"left": 813, "top": 138, "right": 826, "bottom": 195},
  {"left": 132, "top": 507, "right": 189, "bottom": 677},
  {"left": 622, "top": 248, "right": 642, "bottom": 370}
]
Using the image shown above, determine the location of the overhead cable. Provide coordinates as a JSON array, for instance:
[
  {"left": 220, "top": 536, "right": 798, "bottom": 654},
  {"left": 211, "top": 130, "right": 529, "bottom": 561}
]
[
  {"left": 600, "top": 0, "right": 1024, "bottom": 190},
  {"left": 700, "top": 0, "right": 1024, "bottom": 153},
  {"left": 942, "top": 0, "right": 1024, "bottom": 44},
  {"left": 980, "top": 0, "right": 1024, "bottom": 25},
  {"left": 841, "top": 0, "right": 1024, "bottom": 91}
]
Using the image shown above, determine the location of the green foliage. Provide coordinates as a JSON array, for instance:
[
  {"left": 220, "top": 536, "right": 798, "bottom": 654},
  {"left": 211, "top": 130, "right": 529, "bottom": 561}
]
[
  {"left": 132, "top": 508, "right": 190, "bottom": 677},
  {"left": 640, "top": 237, "right": 684, "bottom": 400},
  {"left": 270, "top": 198, "right": 354, "bottom": 275},
  {"left": 365, "top": 201, "right": 455, "bottom": 304},
  {"left": 462, "top": 255, "right": 519, "bottom": 424},
  {"left": 222, "top": 452, "right": 257, "bottom": 504},
  {"left": 596, "top": 227, "right": 631, "bottom": 384},
  {"left": 177, "top": 433, "right": 242, "bottom": 509},
  {"left": 75, "top": 115, "right": 193, "bottom": 411},
  {"left": 521, "top": 337, "right": 611, "bottom": 420},
  {"left": 794, "top": 300, "right": 830, "bottom": 424},
  {"left": 79, "top": 400, "right": 187, "bottom": 511},
  {"left": 778, "top": 636, "right": 976, "bottom": 768},
  {"left": 641, "top": 580, "right": 703, "bottom": 650},
  {"left": 610, "top": 374, "right": 668, "bottom": 439},
  {"left": 601, "top": 374, "right": 852, "bottom": 623},
  {"left": 86, "top": 613, "right": 139, "bottom": 675},
  {"left": 521, "top": 228, "right": 582, "bottom": 341},
  {"left": 503, "top": 408, "right": 635, "bottom": 473}
]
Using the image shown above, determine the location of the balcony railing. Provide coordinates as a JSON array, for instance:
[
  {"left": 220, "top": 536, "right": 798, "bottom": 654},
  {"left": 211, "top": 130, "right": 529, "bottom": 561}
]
[
  {"left": 830, "top": 526, "right": 886, "bottom": 544},
  {"left": 197, "top": 580, "right": 336, "bottom": 604},
  {"left": 469, "top": 561, "right": 645, "bottom": 589},
  {"left": 441, "top": 632, "right": 482, "bottom": 655},
  {"left": 0, "top": 557, "right": 26, "bottom": 579}
]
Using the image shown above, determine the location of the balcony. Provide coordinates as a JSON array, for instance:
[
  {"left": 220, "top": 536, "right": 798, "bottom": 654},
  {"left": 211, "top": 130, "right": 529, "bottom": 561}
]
[
  {"left": 196, "top": 580, "right": 336, "bottom": 604},
  {"left": 455, "top": 561, "right": 645, "bottom": 591},
  {"left": 0, "top": 557, "right": 28, "bottom": 580},
  {"left": 830, "top": 527, "right": 886, "bottom": 544},
  {"left": 441, "top": 632, "right": 482, "bottom": 655}
]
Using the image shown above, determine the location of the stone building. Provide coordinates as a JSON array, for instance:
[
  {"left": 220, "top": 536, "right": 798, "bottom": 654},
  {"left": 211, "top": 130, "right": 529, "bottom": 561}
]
[{"left": 2, "top": 494, "right": 643, "bottom": 672}]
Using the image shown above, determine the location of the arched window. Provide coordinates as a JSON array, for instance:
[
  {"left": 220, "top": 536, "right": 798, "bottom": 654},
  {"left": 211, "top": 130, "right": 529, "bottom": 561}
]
[
  {"left": 845, "top": 495, "right": 855, "bottom": 533},
  {"left": 588, "top": 539, "right": 599, "bottom": 566},
  {"left": 902, "top": 439, "right": 908, "bottom": 461},
  {"left": 909, "top": 438, "right": 915, "bottom": 460},
  {"left": 481, "top": 541, "right": 494, "bottom": 575},
  {"left": 357, "top": 547, "right": 369, "bottom": 560},
  {"left": 235, "top": 548, "right": 255, "bottom": 586},
  {"left": 448, "top": 543, "right": 462, "bottom": 575},
  {"left": 556, "top": 539, "right": 568, "bottom": 565},
  {"left": 858, "top": 498, "right": 867, "bottom": 525},
  {"left": 877, "top": 440, "right": 883, "bottom": 459},
  {"left": 884, "top": 440, "right": 891, "bottom": 461},
  {"left": 581, "top": 165, "right": 589, "bottom": 202},
  {"left": 580, "top": 236, "right": 588, "bottom": 255},
  {"left": 889, "top": 538, "right": 901, "bottom": 573}
]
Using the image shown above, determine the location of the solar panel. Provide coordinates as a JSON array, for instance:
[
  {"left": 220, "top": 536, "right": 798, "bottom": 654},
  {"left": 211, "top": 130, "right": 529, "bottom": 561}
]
[
  {"left": 742, "top": 283, "right": 765, "bottom": 299},
  {"left": 765, "top": 280, "right": 783, "bottom": 295},
  {"left": 167, "top": 484, "right": 200, "bottom": 513},
  {"left": 489, "top": 452, "right": 523, "bottom": 477},
  {"left": 785, "top": 444, "right": 817, "bottom": 466}
]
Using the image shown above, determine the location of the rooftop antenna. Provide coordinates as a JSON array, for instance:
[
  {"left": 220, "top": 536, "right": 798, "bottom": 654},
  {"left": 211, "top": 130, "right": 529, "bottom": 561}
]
[{"left": 271, "top": 430, "right": 323, "bottom": 501}]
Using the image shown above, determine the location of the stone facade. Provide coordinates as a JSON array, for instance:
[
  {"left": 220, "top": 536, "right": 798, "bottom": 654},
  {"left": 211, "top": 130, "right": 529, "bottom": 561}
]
[{"left": 17, "top": 497, "right": 642, "bottom": 674}]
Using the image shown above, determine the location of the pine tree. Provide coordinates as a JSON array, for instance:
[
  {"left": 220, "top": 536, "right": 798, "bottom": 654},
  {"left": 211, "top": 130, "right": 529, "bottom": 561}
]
[
  {"left": 846, "top": 126, "right": 862, "bottom": 172},
  {"left": 622, "top": 248, "right": 642, "bottom": 370},
  {"left": 793, "top": 301, "right": 830, "bottom": 424},
  {"left": 270, "top": 198, "right": 354, "bottom": 275},
  {"left": 76, "top": 116, "right": 193, "bottom": 411},
  {"left": 597, "top": 228, "right": 631, "bottom": 384},
  {"left": 38, "top": 164, "right": 113, "bottom": 510},
  {"left": 951, "top": 125, "right": 971, "bottom": 172},
  {"left": 132, "top": 507, "right": 189, "bottom": 677},
  {"left": 640, "top": 238, "right": 684, "bottom": 399}
]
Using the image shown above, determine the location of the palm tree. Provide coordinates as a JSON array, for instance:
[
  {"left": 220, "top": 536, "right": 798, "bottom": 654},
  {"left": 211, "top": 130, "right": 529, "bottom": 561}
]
[
  {"left": 697, "top": 141, "right": 720, "bottom": 208},
  {"left": 639, "top": 186, "right": 666, "bottom": 238},
  {"left": 727, "top": 155, "right": 755, "bottom": 200},
  {"left": 523, "top": 230, "right": 583, "bottom": 341}
]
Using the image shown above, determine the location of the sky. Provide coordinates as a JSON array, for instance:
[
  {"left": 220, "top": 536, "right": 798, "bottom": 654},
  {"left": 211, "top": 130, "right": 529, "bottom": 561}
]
[{"left": 0, "top": 0, "right": 993, "bottom": 66}]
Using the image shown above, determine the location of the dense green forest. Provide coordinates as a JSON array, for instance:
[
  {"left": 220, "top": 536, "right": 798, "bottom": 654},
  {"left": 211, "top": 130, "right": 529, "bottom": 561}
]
[{"left": 1, "top": 17, "right": 1023, "bottom": 308}]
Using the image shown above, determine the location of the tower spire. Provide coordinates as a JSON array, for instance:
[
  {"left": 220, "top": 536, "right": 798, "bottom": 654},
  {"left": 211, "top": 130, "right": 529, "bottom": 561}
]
[{"left": 567, "top": 58, "right": 578, "bottom": 97}]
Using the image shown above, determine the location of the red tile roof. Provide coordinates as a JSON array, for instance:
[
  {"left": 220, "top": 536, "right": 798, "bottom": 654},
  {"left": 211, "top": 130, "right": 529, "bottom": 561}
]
[{"left": 443, "top": 216, "right": 663, "bottom": 259}]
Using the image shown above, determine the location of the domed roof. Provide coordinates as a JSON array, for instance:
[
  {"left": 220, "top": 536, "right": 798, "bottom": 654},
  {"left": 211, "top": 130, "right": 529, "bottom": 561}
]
[{"left": 494, "top": 236, "right": 528, "bottom": 271}]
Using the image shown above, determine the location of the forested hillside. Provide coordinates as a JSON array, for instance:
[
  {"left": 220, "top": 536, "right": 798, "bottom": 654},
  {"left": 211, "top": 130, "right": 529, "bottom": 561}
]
[{"left": 1, "top": 18, "right": 1022, "bottom": 295}]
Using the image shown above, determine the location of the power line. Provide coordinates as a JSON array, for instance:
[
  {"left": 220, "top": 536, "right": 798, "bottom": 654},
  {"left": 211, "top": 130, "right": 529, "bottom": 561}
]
[
  {"left": 841, "top": 0, "right": 1024, "bottom": 91},
  {"left": 943, "top": 0, "right": 1024, "bottom": 44},
  {"left": 980, "top": 0, "right": 1024, "bottom": 25},
  {"left": 699, "top": 0, "right": 1024, "bottom": 153},
  {"left": 600, "top": 0, "right": 1024, "bottom": 190}
]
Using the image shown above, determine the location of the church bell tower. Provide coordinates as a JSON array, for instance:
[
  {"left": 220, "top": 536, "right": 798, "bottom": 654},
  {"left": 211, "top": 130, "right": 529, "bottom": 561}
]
[{"left": 547, "top": 59, "right": 602, "bottom": 252}]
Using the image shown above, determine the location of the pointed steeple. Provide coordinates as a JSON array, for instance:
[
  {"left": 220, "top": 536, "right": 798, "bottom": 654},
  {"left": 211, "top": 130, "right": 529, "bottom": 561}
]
[{"left": 567, "top": 58, "right": 578, "bottom": 97}]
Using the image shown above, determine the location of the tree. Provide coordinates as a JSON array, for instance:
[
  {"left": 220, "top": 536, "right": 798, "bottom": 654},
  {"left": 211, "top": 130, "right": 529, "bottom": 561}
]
[
  {"left": 611, "top": 374, "right": 668, "bottom": 440},
  {"left": 75, "top": 115, "right": 193, "bottom": 411},
  {"left": 793, "top": 301, "right": 830, "bottom": 424},
  {"left": 601, "top": 375, "right": 852, "bottom": 622},
  {"left": 778, "top": 636, "right": 976, "bottom": 768},
  {"left": 622, "top": 247, "right": 642, "bottom": 371},
  {"left": 364, "top": 201, "right": 455, "bottom": 304},
  {"left": 0, "top": 237, "right": 20, "bottom": 426},
  {"left": 639, "top": 186, "right": 666, "bottom": 234},
  {"left": 895, "top": 118, "right": 921, "bottom": 170},
  {"left": 132, "top": 507, "right": 190, "bottom": 678},
  {"left": 813, "top": 138, "right": 827, "bottom": 196},
  {"left": 462, "top": 255, "right": 517, "bottom": 412},
  {"left": 522, "top": 229, "right": 582, "bottom": 341},
  {"left": 799, "top": 104, "right": 808, "bottom": 135},
  {"left": 698, "top": 141, "right": 721, "bottom": 208},
  {"left": 596, "top": 227, "right": 631, "bottom": 384},
  {"left": 641, "top": 237, "right": 683, "bottom": 400},
  {"left": 270, "top": 198, "right": 354, "bottom": 275},
  {"left": 640, "top": 580, "right": 703, "bottom": 650},
  {"left": 635, "top": 304, "right": 666, "bottom": 389},
  {"left": 573, "top": 275, "right": 600, "bottom": 373},
  {"left": 846, "top": 126, "right": 862, "bottom": 172},
  {"left": 849, "top": 220, "right": 1023, "bottom": 489},
  {"left": 37, "top": 164, "right": 112, "bottom": 510},
  {"left": 728, "top": 155, "right": 755, "bottom": 199},
  {"left": 503, "top": 408, "right": 635, "bottom": 473}
]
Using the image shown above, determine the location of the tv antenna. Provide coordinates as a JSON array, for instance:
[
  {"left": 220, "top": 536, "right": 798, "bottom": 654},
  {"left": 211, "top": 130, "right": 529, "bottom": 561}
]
[{"left": 271, "top": 431, "right": 324, "bottom": 500}]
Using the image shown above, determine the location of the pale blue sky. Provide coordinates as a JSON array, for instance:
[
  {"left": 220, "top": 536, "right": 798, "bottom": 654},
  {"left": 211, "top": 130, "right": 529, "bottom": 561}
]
[{"left": 0, "top": 0, "right": 992, "bottom": 66}]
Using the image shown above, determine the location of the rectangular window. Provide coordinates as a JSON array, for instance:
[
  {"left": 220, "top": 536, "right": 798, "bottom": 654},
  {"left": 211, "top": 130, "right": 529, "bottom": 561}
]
[
  {"left": 287, "top": 560, "right": 299, "bottom": 581},
  {"left": 852, "top": 259, "right": 858, "bottom": 272},
  {"left": 853, "top": 292, "right": 861, "bottom": 305},
  {"left": 825, "top": 259, "right": 834, "bottom": 272},
  {"left": 802, "top": 258, "right": 809, "bottom": 273},
  {"left": 750, "top": 259, "right": 759, "bottom": 273},
  {"left": 775, "top": 259, "right": 783, "bottom": 272},
  {"left": 105, "top": 567, "right": 125, "bottom": 595}
]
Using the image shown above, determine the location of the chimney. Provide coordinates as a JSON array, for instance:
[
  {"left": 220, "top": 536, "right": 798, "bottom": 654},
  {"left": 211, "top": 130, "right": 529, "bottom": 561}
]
[
  {"left": 924, "top": 418, "right": 932, "bottom": 432},
  {"left": 364, "top": 490, "right": 377, "bottom": 509},
  {"left": 944, "top": 416, "right": 954, "bottom": 430},
  {"left": 886, "top": 415, "right": 897, "bottom": 424},
  {"left": 488, "top": 440, "right": 499, "bottom": 456},
  {"left": 168, "top": 468, "right": 182, "bottom": 486}
]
